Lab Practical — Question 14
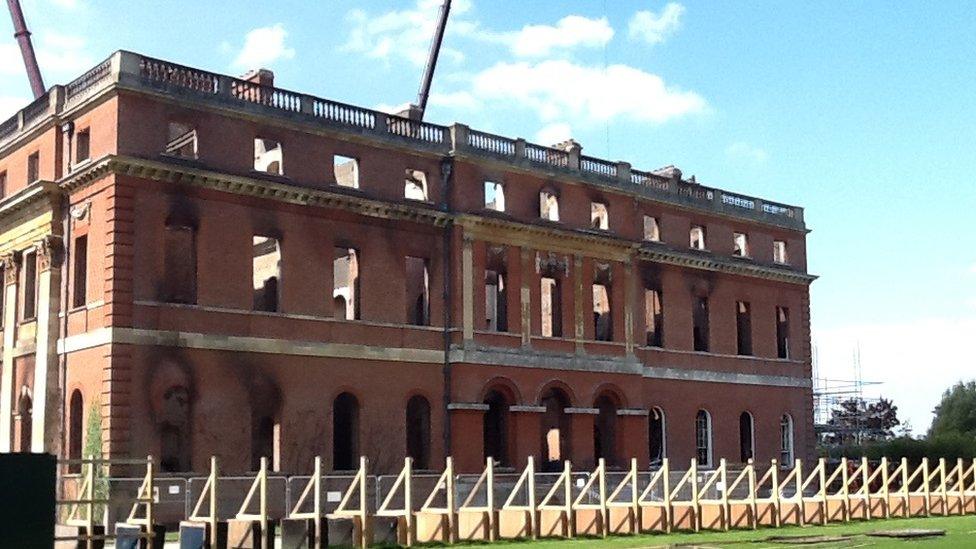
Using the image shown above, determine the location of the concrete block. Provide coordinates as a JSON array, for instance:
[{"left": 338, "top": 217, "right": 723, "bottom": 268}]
[
  {"left": 115, "top": 522, "right": 166, "bottom": 549},
  {"left": 227, "top": 519, "right": 276, "bottom": 549},
  {"left": 280, "top": 518, "right": 326, "bottom": 549},
  {"left": 178, "top": 520, "right": 227, "bottom": 549}
]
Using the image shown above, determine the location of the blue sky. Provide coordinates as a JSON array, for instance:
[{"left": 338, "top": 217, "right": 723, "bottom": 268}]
[{"left": 3, "top": 0, "right": 975, "bottom": 432}]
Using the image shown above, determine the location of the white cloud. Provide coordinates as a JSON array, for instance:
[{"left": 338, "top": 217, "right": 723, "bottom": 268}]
[
  {"left": 535, "top": 122, "right": 573, "bottom": 145},
  {"left": 0, "top": 95, "right": 30, "bottom": 121},
  {"left": 232, "top": 24, "right": 295, "bottom": 70},
  {"left": 726, "top": 141, "right": 769, "bottom": 164},
  {"left": 815, "top": 316, "right": 976, "bottom": 435},
  {"left": 507, "top": 16, "right": 613, "bottom": 58},
  {"left": 471, "top": 60, "right": 706, "bottom": 124},
  {"left": 429, "top": 90, "right": 479, "bottom": 110},
  {"left": 343, "top": 0, "right": 473, "bottom": 66},
  {"left": 629, "top": 3, "right": 685, "bottom": 45}
]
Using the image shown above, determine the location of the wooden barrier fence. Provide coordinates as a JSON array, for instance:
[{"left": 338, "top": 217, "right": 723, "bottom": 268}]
[
  {"left": 59, "top": 454, "right": 976, "bottom": 548},
  {"left": 56, "top": 455, "right": 156, "bottom": 549}
]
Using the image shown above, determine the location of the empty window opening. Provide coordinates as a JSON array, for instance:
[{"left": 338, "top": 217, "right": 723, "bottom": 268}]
[
  {"left": 484, "top": 181, "right": 505, "bottom": 211},
  {"left": 334, "top": 155, "right": 359, "bottom": 188},
  {"left": 252, "top": 236, "right": 281, "bottom": 312},
  {"left": 0, "top": 171, "right": 6, "bottom": 197},
  {"left": 594, "top": 394, "right": 619, "bottom": 466},
  {"left": 649, "top": 407, "right": 666, "bottom": 466},
  {"left": 483, "top": 389, "right": 511, "bottom": 467},
  {"left": 163, "top": 225, "right": 197, "bottom": 304},
  {"left": 591, "top": 202, "right": 609, "bottom": 230},
  {"left": 773, "top": 240, "right": 788, "bottom": 264},
  {"left": 159, "top": 385, "right": 190, "bottom": 472},
  {"left": 780, "top": 414, "right": 795, "bottom": 464},
  {"left": 166, "top": 122, "right": 197, "bottom": 158},
  {"left": 643, "top": 216, "right": 660, "bottom": 242},
  {"left": 16, "top": 393, "right": 32, "bottom": 452},
  {"left": 27, "top": 152, "right": 39, "bottom": 183},
  {"left": 539, "top": 190, "right": 560, "bottom": 221},
  {"left": 736, "top": 301, "right": 753, "bottom": 356},
  {"left": 75, "top": 129, "right": 91, "bottom": 164},
  {"left": 484, "top": 269, "right": 508, "bottom": 332},
  {"left": 404, "top": 169, "right": 428, "bottom": 201},
  {"left": 733, "top": 232, "right": 749, "bottom": 257},
  {"left": 690, "top": 225, "right": 706, "bottom": 250},
  {"left": 693, "top": 296, "right": 709, "bottom": 352},
  {"left": 645, "top": 289, "right": 663, "bottom": 347},
  {"left": 68, "top": 390, "right": 83, "bottom": 473},
  {"left": 695, "top": 409, "right": 713, "bottom": 467},
  {"left": 406, "top": 395, "right": 432, "bottom": 469},
  {"left": 776, "top": 307, "right": 791, "bottom": 359},
  {"left": 333, "top": 392, "right": 360, "bottom": 470},
  {"left": 540, "top": 388, "right": 571, "bottom": 471},
  {"left": 254, "top": 138, "right": 283, "bottom": 175},
  {"left": 251, "top": 414, "right": 279, "bottom": 471},
  {"left": 739, "top": 412, "right": 755, "bottom": 462},
  {"left": 72, "top": 235, "right": 88, "bottom": 308},
  {"left": 405, "top": 256, "right": 430, "bottom": 326},
  {"left": 333, "top": 248, "right": 360, "bottom": 320},
  {"left": 22, "top": 250, "right": 37, "bottom": 320},
  {"left": 593, "top": 284, "right": 613, "bottom": 341},
  {"left": 540, "top": 276, "right": 562, "bottom": 337}
]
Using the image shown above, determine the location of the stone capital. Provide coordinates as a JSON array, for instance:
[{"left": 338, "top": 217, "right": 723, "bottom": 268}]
[
  {"left": 36, "top": 235, "right": 64, "bottom": 272},
  {"left": 1, "top": 252, "right": 21, "bottom": 285}
]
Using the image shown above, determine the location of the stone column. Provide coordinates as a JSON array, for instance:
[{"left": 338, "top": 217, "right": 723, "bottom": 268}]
[
  {"left": 624, "top": 260, "right": 635, "bottom": 355},
  {"left": 567, "top": 407, "right": 597, "bottom": 470},
  {"left": 0, "top": 253, "right": 20, "bottom": 452},
  {"left": 617, "top": 409, "right": 649, "bottom": 467},
  {"left": 509, "top": 405, "right": 544, "bottom": 468},
  {"left": 448, "top": 403, "right": 488, "bottom": 473},
  {"left": 519, "top": 248, "right": 532, "bottom": 347},
  {"left": 462, "top": 235, "right": 474, "bottom": 342},
  {"left": 32, "top": 235, "right": 63, "bottom": 453},
  {"left": 572, "top": 255, "right": 584, "bottom": 354}
]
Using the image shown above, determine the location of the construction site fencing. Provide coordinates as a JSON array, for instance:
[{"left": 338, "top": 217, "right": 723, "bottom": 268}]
[{"left": 54, "top": 455, "right": 976, "bottom": 547}]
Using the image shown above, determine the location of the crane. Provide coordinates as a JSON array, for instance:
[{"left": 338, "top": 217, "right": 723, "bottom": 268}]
[
  {"left": 6, "top": 0, "right": 45, "bottom": 98},
  {"left": 403, "top": 0, "right": 451, "bottom": 121}
]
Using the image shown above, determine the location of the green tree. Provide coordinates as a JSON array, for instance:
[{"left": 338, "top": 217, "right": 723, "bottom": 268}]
[{"left": 929, "top": 380, "right": 976, "bottom": 438}]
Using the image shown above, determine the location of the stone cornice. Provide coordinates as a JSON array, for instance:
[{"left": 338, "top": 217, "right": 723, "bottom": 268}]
[
  {"left": 638, "top": 246, "right": 817, "bottom": 285},
  {"left": 57, "top": 155, "right": 815, "bottom": 285},
  {"left": 60, "top": 155, "right": 453, "bottom": 227}
]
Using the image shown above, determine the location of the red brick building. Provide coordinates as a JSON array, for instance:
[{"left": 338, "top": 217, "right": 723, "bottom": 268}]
[{"left": 0, "top": 51, "right": 815, "bottom": 475}]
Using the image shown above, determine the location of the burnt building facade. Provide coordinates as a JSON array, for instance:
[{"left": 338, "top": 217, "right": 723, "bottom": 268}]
[{"left": 0, "top": 51, "right": 815, "bottom": 474}]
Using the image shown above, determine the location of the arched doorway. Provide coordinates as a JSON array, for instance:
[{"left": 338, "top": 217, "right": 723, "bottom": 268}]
[
  {"left": 593, "top": 394, "right": 619, "bottom": 466},
  {"left": 482, "top": 389, "right": 511, "bottom": 467},
  {"left": 333, "top": 392, "right": 360, "bottom": 470},
  {"left": 406, "top": 395, "right": 431, "bottom": 469},
  {"left": 739, "top": 412, "right": 754, "bottom": 462},
  {"left": 695, "top": 409, "right": 713, "bottom": 467},
  {"left": 540, "top": 387, "right": 571, "bottom": 471},
  {"left": 69, "top": 390, "right": 84, "bottom": 472},
  {"left": 649, "top": 407, "right": 666, "bottom": 466},
  {"left": 17, "top": 393, "right": 32, "bottom": 452}
]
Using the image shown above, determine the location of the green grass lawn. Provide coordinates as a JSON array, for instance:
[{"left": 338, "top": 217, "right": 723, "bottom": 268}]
[{"left": 445, "top": 515, "right": 976, "bottom": 548}]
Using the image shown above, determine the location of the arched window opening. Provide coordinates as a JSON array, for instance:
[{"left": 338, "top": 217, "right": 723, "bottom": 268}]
[
  {"left": 69, "top": 390, "right": 84, "bottom": 472},
  {"left": 485, "top": 249, "right": 508, "bottom": 332},
  {"left": 404, "top": 169, "right": 429, "bottom": 201},
  {"left": 540, "top": 190, "right": 559, "bottom": 221},
  {"left": 482, "top": 389, "right": 511, "bottom": 467},
  {"left": 593, "top": 265, "right": 613, "bottom": 341},
  {"left": 649, "top": 407, "right": 666, "bottom": 466},
  {"left": 484, "top": 181, "right": 505, "bottom": 212},
  {"left": 16, "top": 393, "right": 32, "bottom": 452},
  {"left": 695, "top": 409, "right": 712, "bottom": 468},
  {"left": 540, "top": 388, "right": 571, "bottom": 471},
  {"left": 251, "top": 415, "right": 277, "bottom": 471},
  {"left": 159, "top": 386, "right": 190, "bottom": 472},
  {"left": 333, "top": 392, "right": 360, "bottom": 470},
  {"left": 739, "top": 412, "right": 754, "bottom": 462},
  {"left": 594, "top": 394, "right": 619, "bottom": 466},
  {"left": 780, "top": 414, "right": 795, "bottom": 465},
  {"left": 406, "top": 395, "right": 432, "bottom": 469}
]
